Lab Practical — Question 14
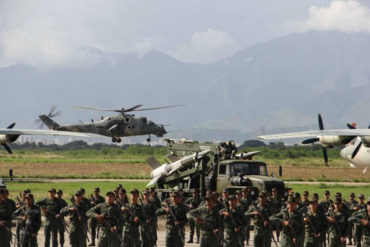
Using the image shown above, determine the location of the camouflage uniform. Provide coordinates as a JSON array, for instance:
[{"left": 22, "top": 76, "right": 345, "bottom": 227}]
[
  {"left": 60, "top": 199, "right": 89, "bottom": 247},
  {"left": 345, "top": 195, "right": 358, "bottom": 244},
  {"left": 188, "top": 203, "right": 221, "bottom": 247},
  {"left": 12, "top": 201, "right": 41, "bottom": 247},
  {"left": 114, "top": 196, "right": 127, "bottom": 237},
  {"left": 246, "top": 197, "right": 273, "bottom": 247},
  {"left": 121, "top": 202, "right": 145, "bottom": 247},
  {"left": 0, "top": 190, "right": 14, "bottom": 247},
  {"left": 36, "top": 192, "right": 62, "bottom": 247},
  {"left": 348, "top": 205, "right": 370, "bottom": 247},
  {"left": 157, "top": 196, "right": 188, "bottom": 247},
  {"left": 220, "top": 196, "right": 244, "bottom": 247},
  {"left": 269, "top": 195, "right": 284, "bottom": 242},
  {"left": 57, "top": 194, "right": 68, "bottom": 247},
  {"left": 269, "top": 208, "right": 304, "bottom": 247},
  {"left": 185, "top": 194, "right": 202, "bottom": 243},
  {"left": 86, "top": 199, "right": 123, "bottom": 247},
  {"left": 149, "top": 190, "right": 161, "bottom": 246},
  {"left": 140, "top": 197, "right": 157, "bottom": 247},
  {"left": 325, "top": 199, "right": 349, "bottom": 247},
  {"left": 319, "top": 195, "right": 334, "bottom": 247},
  {"left": 301, "top": 205, "right": 328, "bottom": 247},
  {"left": 353, "top": 200, "right": 366, "bottom": 247},
  {"left": 88, "top": 191, "right": 105, "bottom": 245},
  {"left": 15, "top": 195, "right": 26, "bottom": 247},
  {"left": 4, "top": 195, "right": 16, "bottom": 244}
]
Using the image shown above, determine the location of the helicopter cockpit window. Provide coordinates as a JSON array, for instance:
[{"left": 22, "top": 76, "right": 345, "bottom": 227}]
[
  {"left": 142, "top": 117, "right": 147, "bottom": 123},
  {"left": 230, "top": 163, "right": 267, "bottom": 176},
  {"left": 219, "top": 164, "right": 227, "bottom": 174},
  {"left": 148, "top": 121, "right": 154, "bottom": 125}
]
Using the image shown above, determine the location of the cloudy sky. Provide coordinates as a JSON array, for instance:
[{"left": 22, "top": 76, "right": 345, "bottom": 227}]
[{"left": 0, "top": 0, "right": 369, "bottom": 68}]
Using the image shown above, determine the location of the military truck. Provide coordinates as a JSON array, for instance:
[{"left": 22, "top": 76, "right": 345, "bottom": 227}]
[{"left": 149, "top": 138, "right": 288, "bottom": 199}]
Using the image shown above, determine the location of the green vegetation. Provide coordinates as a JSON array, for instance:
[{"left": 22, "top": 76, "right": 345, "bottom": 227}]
[{"left": 0, "top": 140, "right": 363, "bottom": 181}]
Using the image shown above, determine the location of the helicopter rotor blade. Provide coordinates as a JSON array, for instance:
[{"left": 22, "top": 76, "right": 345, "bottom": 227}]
[
  {"left": 72, "top": 104, "right": 185, "bottom": 113},
  {"left": 71, "top": 106, "right": 117, "bottom": 112},
  {"left": 132, "top": 104, "right": 185, "bottom": 112}
]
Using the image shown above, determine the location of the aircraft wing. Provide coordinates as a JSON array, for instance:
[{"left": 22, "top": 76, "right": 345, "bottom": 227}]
[
  {"left": 0, "top": 128, "right": 94, "bottom": 137},
  {"left": 258, "top": 129, "right": 370, "bottom": 140}
]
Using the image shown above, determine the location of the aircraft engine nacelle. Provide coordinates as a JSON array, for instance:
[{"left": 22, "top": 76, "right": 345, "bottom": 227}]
[
  {"left": 319, "top": 135, "right": 351, "bottom": 147},
  {"left": 360, "top": 136, "right": 370, "bottom": 147},
  {"left": 0, "top": 135, "right": 9, "bottom": 144}
]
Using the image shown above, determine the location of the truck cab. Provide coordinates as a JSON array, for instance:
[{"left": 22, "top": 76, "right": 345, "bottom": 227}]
[{"left": 216, "top": 160, "right": 286, "bottom": 199}]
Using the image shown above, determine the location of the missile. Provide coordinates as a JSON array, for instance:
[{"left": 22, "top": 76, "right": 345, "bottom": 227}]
[{"left": 147, "top": 149, "right": 211, "bottom": 187}]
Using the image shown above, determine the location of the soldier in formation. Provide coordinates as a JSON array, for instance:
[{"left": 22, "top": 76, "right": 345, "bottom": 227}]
[
  {"left": 185, "top": 188, "right": 202, "bottom": 243},
  {"left": 12, "top": 193, "right": 41, "bottom": 247},
  {"left": 36, "top": 188, "right": 62, "bottom": 247},
  {"left": 140, "top": 189, "right": 157, "bottom": 247},
  {"left": 60, "top": 190, "right": 89, "bottom": 247},
  {"left": 56, "top": 190, "right": 68, "bottom": 247},
  {"left": 188, "top": 194, "right": 221, "bottom": 247},
  {"left": 4, "top": 185, "right": 370, "bottom": 247},
  {"left": 86, "top": 191, "right": 122, "bottom": 247},
  {"left": 157, "top": 191, "right": 188, "bottom": 247},
  {"left": 88, "top": 187, "right": 104, "bottom": 246}
]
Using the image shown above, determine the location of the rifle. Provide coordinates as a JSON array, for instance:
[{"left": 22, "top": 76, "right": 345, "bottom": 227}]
[
  {"left": 90, "top": 193, "right": 97, "bottom": 205},
  {"left": 100, "top": 216, "right": 123, "bottom": 243},
  {"left": 303, "top": 211, "right": 321, "bottom": 238},
  {"left": 201, "top": 219, "right": 227, "bottom": 244},
  {"left": 223, "top": 201, "right": 239, "bottom": 229},
  {"left": 17, "top": 208, "right": 40, "bottom": 247},
  {"left": 165, "top": 199, "right": 184, "bottom": 243},
  {"left": 283, "top": 210, "right": 299, "bottom": 246},
  {"left": 139, "top": 194, "right": 153, "bottom": 239},
  {"left": 71, "top": 204, "right": 90, "bottom": 243},
  {"left": 256, "top": 207, "right": 278, "bottom": 247}
]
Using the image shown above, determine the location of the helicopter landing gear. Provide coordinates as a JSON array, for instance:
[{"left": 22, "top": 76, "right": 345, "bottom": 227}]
[
  {"left": 112, "top": 137, "right": 121, "bottom": 143},
  {"left": 147, "top": 135, "right": 151, "bottom": 142}
]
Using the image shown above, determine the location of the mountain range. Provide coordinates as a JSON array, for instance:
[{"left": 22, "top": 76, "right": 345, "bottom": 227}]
[{"left": 1, "top": 31, "right": 370, "bottom": 143}]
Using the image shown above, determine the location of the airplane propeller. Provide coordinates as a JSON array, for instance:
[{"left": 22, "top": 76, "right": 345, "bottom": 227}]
[
  {"left": 301, "top": 113, "right": 328, "bottom": 165},
  {"left": 35, "top": 106, "right": 61, "bottom": 129},
  {"left": 318, "top": 114, "right": 329, "bottom": 165},
  {"left": 72, "top": 104, "right": 185, "bottom": 114},
  {"left": 1, "top": 122, "right": 16, "bottom": 154}
]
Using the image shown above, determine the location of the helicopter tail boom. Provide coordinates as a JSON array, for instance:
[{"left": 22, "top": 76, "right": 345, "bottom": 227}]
[{"left": 38, "top": 115, "right": 60, "bottom": 130}]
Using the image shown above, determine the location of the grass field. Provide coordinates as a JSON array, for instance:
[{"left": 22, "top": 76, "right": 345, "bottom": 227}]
[
  {"left": 5, "top": 180, "right": 369, "bottom": 202},
  {"left": 0, "top": 149, "right": 369, "bottom": 182}
]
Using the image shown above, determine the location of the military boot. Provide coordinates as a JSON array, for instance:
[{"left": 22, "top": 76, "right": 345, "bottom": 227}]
[
  {"left": 187, "top": 234, "right": 193, "bottom": 243},
  {"left": 348, "top": 238, "right": 352, "bottom": 245}
]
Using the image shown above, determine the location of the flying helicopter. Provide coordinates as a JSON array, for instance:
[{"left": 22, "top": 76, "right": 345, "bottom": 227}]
[{"left": 36, "top": 104, "right": 183, "bottom": 143}]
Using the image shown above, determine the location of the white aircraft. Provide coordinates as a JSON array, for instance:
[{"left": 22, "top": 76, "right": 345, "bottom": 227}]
[
  {"left": 258, "top": 114, "right": 370, "bottom": 173},
  {"left": 0, "top": 122, "right": 93, "bottom": 154}
]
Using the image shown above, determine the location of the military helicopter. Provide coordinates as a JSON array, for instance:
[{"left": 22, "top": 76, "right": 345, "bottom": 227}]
[{"left": 36, "top": 104, "right": 183, "bottom": 143}]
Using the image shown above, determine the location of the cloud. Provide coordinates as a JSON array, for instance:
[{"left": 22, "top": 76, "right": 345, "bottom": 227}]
[
  {"left": 168, "top": 28, "right": 239, "bottom": 64},
  {"left": 295, "top": 0, "right": 370, "bottom": 33},
  {"left": 0, "top": 0, "right": 158, "bottom": 69}
]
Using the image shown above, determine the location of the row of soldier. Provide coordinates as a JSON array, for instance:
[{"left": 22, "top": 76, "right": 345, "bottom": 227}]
[{"left": 0, "top": 186, "right": 369, "bottom": 247}]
